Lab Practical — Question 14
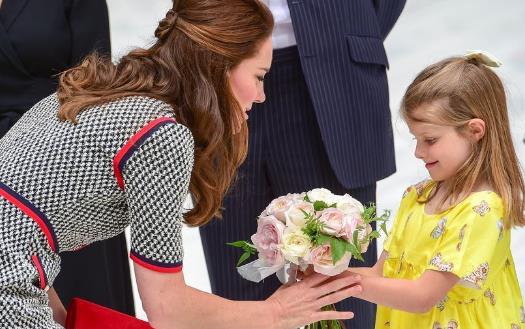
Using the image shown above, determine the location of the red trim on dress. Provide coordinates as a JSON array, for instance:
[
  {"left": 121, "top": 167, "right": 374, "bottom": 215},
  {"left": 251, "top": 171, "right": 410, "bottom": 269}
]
[
  {"left": 113, "top": 117, "right": 177, "bottom": 190},
  {"left": 31, "top": 255, "right": 47, "bottom": 290},
  {"left": 130, "top": 253, "right": 183, "bottom": 274},
  {"left": 0, "top": 189, "right": 57, "bottom": 252}
]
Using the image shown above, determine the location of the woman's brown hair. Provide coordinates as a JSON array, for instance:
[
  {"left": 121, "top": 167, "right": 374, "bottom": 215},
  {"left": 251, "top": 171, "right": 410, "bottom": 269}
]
[
  {"left": 401, "top": 56, "right": 525, "bottom": 228},
  {"left": 57, "top": 0, "right": 274, "bottom": 226}
]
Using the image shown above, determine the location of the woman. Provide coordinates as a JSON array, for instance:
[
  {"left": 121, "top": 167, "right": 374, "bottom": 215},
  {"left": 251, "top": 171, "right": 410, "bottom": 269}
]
[
  {"left": 0, "top": 0, "right": 134, "bottom": 314},
  {"left": 0, "top": 0, "right": 361, "bottom": 328}
]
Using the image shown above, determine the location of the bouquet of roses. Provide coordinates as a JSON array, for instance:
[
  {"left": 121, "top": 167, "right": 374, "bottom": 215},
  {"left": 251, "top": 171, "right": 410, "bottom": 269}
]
[{"left": 228, "top": 188, "right": 390, "bottom": 329}]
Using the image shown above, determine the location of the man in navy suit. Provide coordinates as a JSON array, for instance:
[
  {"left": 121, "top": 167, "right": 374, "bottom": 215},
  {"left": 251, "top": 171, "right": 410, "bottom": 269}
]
[{"left": 200, "top": 0, "right": 405, "bottom": 327}]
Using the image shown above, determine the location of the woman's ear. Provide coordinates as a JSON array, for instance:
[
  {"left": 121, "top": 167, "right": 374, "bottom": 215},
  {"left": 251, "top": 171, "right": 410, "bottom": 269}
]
[{"left": 467, "top": 118, "right": 486, "bottom": 142}]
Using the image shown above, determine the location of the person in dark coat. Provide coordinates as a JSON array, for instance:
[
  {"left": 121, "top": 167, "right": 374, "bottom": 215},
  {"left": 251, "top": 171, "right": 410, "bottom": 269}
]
[
  {"left": 200, "top": 1, "right": 406, "bottom": 328},
  {"left": 0, "top": 0, "right": 134, "bottom": 315}
]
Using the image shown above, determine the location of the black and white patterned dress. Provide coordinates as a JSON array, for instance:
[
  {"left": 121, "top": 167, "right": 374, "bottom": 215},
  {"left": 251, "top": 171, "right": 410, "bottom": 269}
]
[{"left": 0, "top": 94, "right": 194, "bottom": 328}]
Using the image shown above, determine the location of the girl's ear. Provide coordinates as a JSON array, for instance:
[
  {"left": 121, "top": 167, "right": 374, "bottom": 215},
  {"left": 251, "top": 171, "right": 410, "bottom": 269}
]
[{"left": 467, "top": 118, "right": 486, "bottom": 142}]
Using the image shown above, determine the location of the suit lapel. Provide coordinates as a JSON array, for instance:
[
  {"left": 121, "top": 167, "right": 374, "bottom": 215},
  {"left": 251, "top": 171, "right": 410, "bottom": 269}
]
[
  {"left": 1, "top": 0, "right": 30, "bottom": 31},
  {"left": 0, "top": 0, "right": 31, "bottom": 76}
]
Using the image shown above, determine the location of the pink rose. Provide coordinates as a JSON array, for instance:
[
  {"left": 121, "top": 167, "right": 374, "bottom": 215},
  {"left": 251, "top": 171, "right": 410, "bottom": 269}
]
[
  {"left": 319, "top": 209, "right": 347, "bottom": 236},
  {"left": 309, "top": 244, "right": 352, "bottom": 276},
  {"left": 264, "top": 195, "right": 294, "bottom": 222},
  {"left": 251, "top": 215, "right": 285, "bottom": 266},
  {"left": 340, "top": 215, "right": 361, "bottom": 242}
]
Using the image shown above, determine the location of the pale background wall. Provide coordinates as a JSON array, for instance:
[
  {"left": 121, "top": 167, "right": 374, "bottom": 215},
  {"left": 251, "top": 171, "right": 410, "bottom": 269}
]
[{"left": 106, "top": 0, "right": 525, "bottom": 319}]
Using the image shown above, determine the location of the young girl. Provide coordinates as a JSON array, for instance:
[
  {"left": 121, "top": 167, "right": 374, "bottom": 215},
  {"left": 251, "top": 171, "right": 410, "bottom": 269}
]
[{"left": 348, "top": 51, "right": 525, "bottom": 328}]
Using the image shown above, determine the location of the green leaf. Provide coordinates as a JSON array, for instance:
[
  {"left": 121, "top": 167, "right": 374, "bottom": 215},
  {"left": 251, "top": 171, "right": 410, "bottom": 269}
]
[
  {"left": 345, "top": 242, "right": 364, "bottom": 261},
  {"left": 313, "top": 200, "right": 329, "bottom": 211},
  {"left": 317, "top": 234, "right": 332, "bottom": 245},
  {"left": 236, "top": 251, "right": 252, "bottom": 266},
  {"left": 226, "top": 240, "right": 256, "bottom": 253},
  {"left": 381, "top": 222, "right": 388, "bottom": 236},
  {"left": 330, "top": 238, "right": 347, "bottom": 264},
  {"left": 304, "top": 193, "right": 312, "bottom": 203},
  {"left": 369, "top": 230, "right": 380, "bottom": 239},
  {"left": 352, "top": 230, "right": 359, "bottom": 248},
  {"left": 226, "top": 241, "right": 247, "bottom": 248}
]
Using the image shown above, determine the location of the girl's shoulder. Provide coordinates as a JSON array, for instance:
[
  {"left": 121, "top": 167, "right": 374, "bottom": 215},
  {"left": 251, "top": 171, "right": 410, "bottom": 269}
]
[
  {"left": 401, "top": 179, "right": 435, "bottom": 201},
  {"left": 458, "top": 190, "right": 504, "bottom": 218}
]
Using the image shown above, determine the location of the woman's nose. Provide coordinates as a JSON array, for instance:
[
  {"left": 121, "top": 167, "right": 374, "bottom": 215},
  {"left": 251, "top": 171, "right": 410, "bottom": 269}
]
[{"left": 254, "top": 87, "right": 266, "bottom": 104}]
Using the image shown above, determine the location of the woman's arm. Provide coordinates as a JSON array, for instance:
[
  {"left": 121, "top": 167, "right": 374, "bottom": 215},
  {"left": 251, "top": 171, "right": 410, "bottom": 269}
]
[
  {"left": 48, "top": 287, "right": 67, "bottom": 326},
  {"left": 134, "top": 263, "right": 362, "bottom": 329}
]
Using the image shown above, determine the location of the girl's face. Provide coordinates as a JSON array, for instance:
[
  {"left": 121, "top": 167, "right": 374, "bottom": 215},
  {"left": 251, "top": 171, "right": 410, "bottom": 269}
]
[
  {"left": 407, "top": 103, "right": 474, "bottom": 183},
  {"left": 229, "top": 37, "right": 273, "bottom": 122}
]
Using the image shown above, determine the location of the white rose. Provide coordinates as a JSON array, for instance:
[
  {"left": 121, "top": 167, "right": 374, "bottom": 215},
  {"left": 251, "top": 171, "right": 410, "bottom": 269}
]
[
  {"left": 281, "top": 229, "right": 312, "bottom": 265},
  {"left": 336, "top": 194, "right": 364, "bottom": 215},
  {"left": 307, "top": 188, "right": 334, "bottom": 204},
  {"left": 285, "top": 201, "right": 314, "bottom": 229}
]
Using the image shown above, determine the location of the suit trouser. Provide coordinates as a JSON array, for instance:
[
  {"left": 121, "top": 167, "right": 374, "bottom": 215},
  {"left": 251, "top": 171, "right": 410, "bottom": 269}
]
[{"left": 200, "top": 46, "right": 376, "bottom": 328}]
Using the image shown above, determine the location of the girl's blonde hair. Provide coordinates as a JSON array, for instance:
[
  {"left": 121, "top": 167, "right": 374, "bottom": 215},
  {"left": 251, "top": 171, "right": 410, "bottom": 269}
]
[{"left": 401, "top": 56, "right": 524, "bottom": 228}]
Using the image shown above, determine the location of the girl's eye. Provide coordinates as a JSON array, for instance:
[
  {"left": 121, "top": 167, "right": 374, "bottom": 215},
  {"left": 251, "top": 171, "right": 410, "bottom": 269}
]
[
  {"left": 257, "top": 76, "right": 265, "bottom": 82},
  {"left": 425, "top": 138, "right": 437, "bottom": 145}
]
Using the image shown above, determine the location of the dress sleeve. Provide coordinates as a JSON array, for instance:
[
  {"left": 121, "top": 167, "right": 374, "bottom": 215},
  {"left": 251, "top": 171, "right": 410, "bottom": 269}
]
[
  {"left": 383, "top": 185, "right": 416, "bottom": 253},
  {"left": 120, "top": 121, "right": 194, "bottom": 273},
  {"left": 426, "top": 193, "right": 506, "bottom": 289}
]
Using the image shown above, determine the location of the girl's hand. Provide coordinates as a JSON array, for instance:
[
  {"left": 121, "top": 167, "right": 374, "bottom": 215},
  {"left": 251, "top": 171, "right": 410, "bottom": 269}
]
[{"left": 266, "top": 272, "right": 362, "bottom": 329}]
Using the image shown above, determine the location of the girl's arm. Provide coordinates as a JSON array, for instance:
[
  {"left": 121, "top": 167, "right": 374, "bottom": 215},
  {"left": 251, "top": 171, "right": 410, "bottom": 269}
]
[
  {"left": 347, "top": 251, "right": 388, "bottom": 277},
  {"left": 134, "top": 263, "right": 362, "bottom": 329},
  {"left": 48, "top": 287, "right": 67, "bottom": 326},
  {"left": 355, "top": 270, "right": 458, "bottom": 313},
  {"left": 347, "top": 251, "right": 459, "bottom": 313}
]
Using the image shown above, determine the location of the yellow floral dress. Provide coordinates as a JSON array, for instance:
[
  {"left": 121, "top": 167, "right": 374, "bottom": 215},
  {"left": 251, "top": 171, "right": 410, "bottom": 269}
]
[{"left": 376, "top": 180, "right": 524, "bottom": 329}]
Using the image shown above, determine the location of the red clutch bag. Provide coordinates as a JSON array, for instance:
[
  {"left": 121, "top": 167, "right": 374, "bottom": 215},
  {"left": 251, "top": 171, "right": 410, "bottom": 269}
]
[{"left": 66, "top": 298, "right": 153, "bottom": 329}]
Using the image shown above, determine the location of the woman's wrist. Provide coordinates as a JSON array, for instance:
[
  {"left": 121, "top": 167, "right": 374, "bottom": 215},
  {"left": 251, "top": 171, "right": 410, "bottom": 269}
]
[{"left": 264, "top": 297, "right": 284, "bottom": 329}]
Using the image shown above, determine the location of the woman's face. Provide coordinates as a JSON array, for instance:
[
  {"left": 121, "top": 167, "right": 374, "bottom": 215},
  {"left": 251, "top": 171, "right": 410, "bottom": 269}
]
[{"left": 229, "top": 37, "right": 273, "bottom": 123}]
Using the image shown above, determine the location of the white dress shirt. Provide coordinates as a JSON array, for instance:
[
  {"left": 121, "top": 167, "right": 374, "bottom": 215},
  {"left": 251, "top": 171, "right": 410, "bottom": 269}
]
[{"left": 263, "top": 0, "right": 297, "bottom": 49}]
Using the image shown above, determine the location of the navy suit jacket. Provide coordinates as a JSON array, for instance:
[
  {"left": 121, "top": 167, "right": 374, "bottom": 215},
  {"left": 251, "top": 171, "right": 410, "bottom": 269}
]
[
  {"left": 287, "top": 0, "right": 405, "bottom": 188},
  {"left": 0, "top": 0, "right": 110, "bottom": 113}
]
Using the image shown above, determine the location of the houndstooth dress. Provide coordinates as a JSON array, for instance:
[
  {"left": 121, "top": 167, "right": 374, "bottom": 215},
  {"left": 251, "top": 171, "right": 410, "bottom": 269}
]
[{"left": 0, "top": 94, "right": 194, "bottom": 328}]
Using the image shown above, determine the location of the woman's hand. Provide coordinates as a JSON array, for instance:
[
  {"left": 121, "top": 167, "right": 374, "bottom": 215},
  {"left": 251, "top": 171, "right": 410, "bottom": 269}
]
[
  {"left": 48, "top": 287, "right": 67, "bottom": 326},
  {"left": 266, "top": 272, "right": 362, "bottom": 329}
]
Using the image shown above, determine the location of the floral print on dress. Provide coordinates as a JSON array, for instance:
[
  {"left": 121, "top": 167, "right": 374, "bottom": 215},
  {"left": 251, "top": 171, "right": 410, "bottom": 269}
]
[
  {"left": 457, "top": 224, "right": 467, "bottom": 251},
  {"left": 433, "top": 320, "right": 459, "bottom": 329},
  {"left": 431, "top": 217, "right": 447, "bottom": 239},
  {"left": 472, "top": 200, "right": 490, "bottom": 216},
  {"left": 483, "top": 288, "right": 496, "bottom": 305},
  {"left": 429, "top": 252, "right": 454, "bottom": 272},
  {"left": 497, "top": 219, "right": 504, "bottom": 240},
  {"left": 461, "top": 262, "right": 489, "bottom": 288},
  {"left": 414, "top": 179, "right": 431, "bottom": 197}
]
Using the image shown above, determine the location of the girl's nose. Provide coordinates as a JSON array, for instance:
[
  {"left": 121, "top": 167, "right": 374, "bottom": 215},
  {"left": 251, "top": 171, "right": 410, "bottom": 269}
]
[{"left": 414, "top": 142, "right": 425, "bottom": 159}]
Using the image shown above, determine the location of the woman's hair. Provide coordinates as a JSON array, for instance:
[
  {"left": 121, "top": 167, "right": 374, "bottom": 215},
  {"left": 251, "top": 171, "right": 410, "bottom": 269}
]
[
  {"left": 400, "top": 56, "right": 525, "bottom": 228},
  {"left": 57, "top": 0, "right": 274, "bottom": 226}
]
